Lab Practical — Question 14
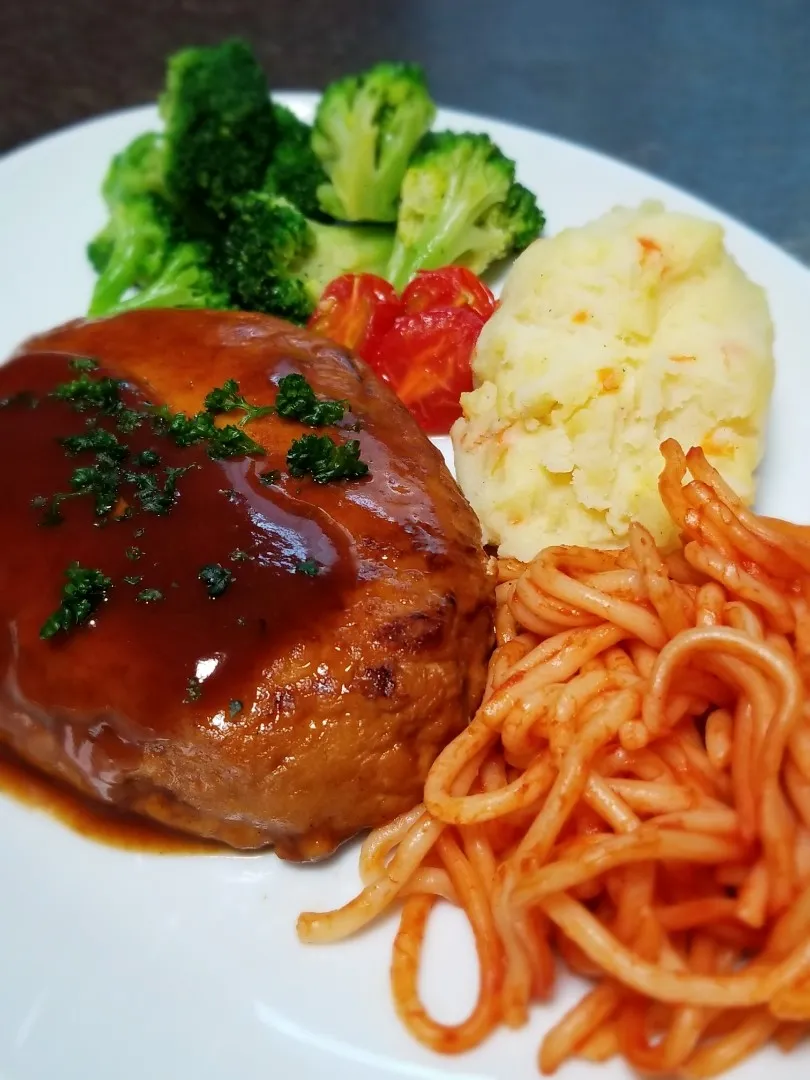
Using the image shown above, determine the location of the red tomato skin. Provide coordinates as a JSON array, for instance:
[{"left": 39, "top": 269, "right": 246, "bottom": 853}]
[
  {"left": 308, "top": 274, "right": 403, "bottom": 357},
  {"left": 400, "top": 267, "right": 497, "bottom": 321},
  {"left": 365, "top": 307, "right": 485, "bottom": 435}
]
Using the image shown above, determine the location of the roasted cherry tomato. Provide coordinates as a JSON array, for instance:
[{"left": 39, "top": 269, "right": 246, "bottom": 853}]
[
  {"left": 308, "top": 274, "right": 403, "bottom": 356},
  {"left": 366, "top": 307, "right": 484, "bottom": 435},
  {"left": 400, "top": 267, "right": 497, "bottom": 321}
]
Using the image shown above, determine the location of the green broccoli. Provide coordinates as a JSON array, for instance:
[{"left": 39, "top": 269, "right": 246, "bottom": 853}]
[
  {"left": 160, "top": 38, "right": 276, "bottom": 234},
  {"left": 88, "top": 194, "right": 173, "bottom": 317},
  {"left": 263, "top": 104, "right": 329, "bottom": 221},
  {"left": 105, "top": 242, "right": 231, "bottom": 315},
  {"left": 87, "top": 230, "right": 115, "bottom": 275},
  {"left": 87, "top": 132, "right": 172, "bottom": 313},
  {"left": 386, "top": 131, "right": 545, "bottom": 291},
  {"left": 222, "top": 192, "right": 394, "bottom": 323},
  {"left": 305, "top": 220, "right": 393, "bottom": 296},
  {"left": 101, "top": 131, "right": 167, "bottom": 203},
  {"left": 312, "top": 61, "right": 436, "bottom": 223},
  {"left": 223, "top": 193, "right": 314, "bottom": 322}
]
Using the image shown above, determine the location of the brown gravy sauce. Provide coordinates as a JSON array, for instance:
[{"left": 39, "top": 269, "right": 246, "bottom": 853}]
[{"left": 0, "top": 743, "right": 222, "bottom": 854}]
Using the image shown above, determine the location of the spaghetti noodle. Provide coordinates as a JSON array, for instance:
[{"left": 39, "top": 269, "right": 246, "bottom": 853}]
[{"left": 298, "top": 440, "right": 810, "bottom": 1076}]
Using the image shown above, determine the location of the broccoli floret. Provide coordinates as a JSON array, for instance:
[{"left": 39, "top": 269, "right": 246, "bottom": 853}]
[
  {"left": 106, "top": 242, "right": 231, "bottom": 315},
  {"left": 222, "top": 192, "right": 395, "bottom": 323},
  {"left": 87, "top": 228, "right": 115, "bottom": 274},
  {"left": 88, "top": 194, "right": 173, "bottom": 317},
  {"left": 312, "top": 61, "right": 436, "bottom": 223},
  {"left": 99, "top": 131, "right": 167, "bottom": 204},
  {"left": 263, "top": 104, "right": 329, "bottom": 221},
  {"left": 160, "top": 39, "right": 276, "bottom": 234},
  {"left": 223, "top": 193, "right": 315, "bottom": 322},
  {"left": 305, "top": 221, "right": 394, "bottom": 298},
  {"left": 87, "top": 132, "right": 171, "bottom": 311},
  {"left": 386, "top": 131, "right": 545, "bottom": 291}
]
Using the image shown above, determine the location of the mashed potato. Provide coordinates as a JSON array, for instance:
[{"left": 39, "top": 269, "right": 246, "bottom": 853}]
[{"left": 452, "top": 201, "right": 775, "bottom": 560}]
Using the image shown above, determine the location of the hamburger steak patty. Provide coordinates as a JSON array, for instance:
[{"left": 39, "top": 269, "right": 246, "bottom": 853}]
[{"left": 0, "top": 309, "right": 494, "bottom": 860}]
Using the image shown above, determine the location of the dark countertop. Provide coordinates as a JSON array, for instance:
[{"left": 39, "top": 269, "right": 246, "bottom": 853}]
[{"left": 2, "top": 0, "right": 809, "bottom": 260}]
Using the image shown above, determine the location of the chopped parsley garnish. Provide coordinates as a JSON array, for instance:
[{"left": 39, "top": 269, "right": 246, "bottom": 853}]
[
  {"left": 133, "top": 528, "right": 145, "bottom": 538},
  {"left": 286, "top": 434, "right": 369, "bottom": 484},
  {"left": 258, "top": 469, "right": 281, "bottom": 486},
  {"left": 236, "top": 616, "right": 247, "bottom": 627},
  {"left": 204, "top": 379, "right": 274, "bottom": 425},
  {"left": 199, "top": 563, "right": 234, "bottom": 599},
  {"left": 40, "top": 563, "right": 112, "bottom": 640},
  {"left": 133, "top": 449, "right": 160, "bottom": 468},
  {"left": 184, "top": 676, "right": 202, "bottom": 703},
  {"left": 295, "top": 558, "right": 320, "bottom": 577},
  {"left": 125, "top": 466, "right": 189, "bottom": 516},
  {"left": 152, "top": 405, "right": 264, "bottom": 460},
  {"left": 115, "top": 408, "right": 144, "bottom": 433},
  {"left": 228, "top": 700, "right": 243, "bottom": 718},
  {"left": 125, "top": 546, "right": 143, "bottom": 561},
  {"left": 69, "top": 357, "right": 99, "bottom": 372},
  {"left": 52, "top": 372, "right": 123, "bottom": 413},
  {"left": 151, "top": 406, "right": 212, "bottom": 447},
  {"left": 208, "top": 423, "right": 264, "bottom": 460},
  {"left": 60, "top": 428, "right": 128, "bottom": 461},
  {"left": 122, "top": 575, "right": 143, "bottom": 586},
  {"left": 136, "top": 588, "right": 163, "bottom": 604},
  {"left": 69, "top": 460, "right": 122, "bottom": 517},
  {"left": 275, "top": 374, "right": 347, "bottom": 427},
  {"left": 230, "top": 549, "right": 250, "bottom": 563}
]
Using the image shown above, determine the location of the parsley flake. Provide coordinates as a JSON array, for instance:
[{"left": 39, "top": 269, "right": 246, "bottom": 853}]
[
  {"left": 275, "top": 374, "right": 347, "bottom": 427},
  {"left": 125, "top": 546, "right": 143, "bottom": 561},
  {"left": 286, "top": 434, "right": 369, "bottom": 484},
  {"left": 125, "top": 466, "right": 189, "bottom": 516},
  {"left": 204, "top": 379, "right": 273, "bottom": 425},
  {"left": 52, "top": 372, "right": 123, "bottom": 414},
  {"left": 136, "top": 588, "right": 164, "bottom": 604},
  {"left": 153, "top": 405, "right": 264, "bottom": 460},
  {"left": 133, "top": 449, "right": 161, "bottom": 468},
  {"left": 228, "top": 700, "right": 243, "bottom": 718},
  {"left": 199, "top": 563, "right": 234, "bottom": 599},
  {"left": 184, "top": 676, "right": 203, "bottom": 703},
  {"left": 40, "top": 564, "right": 112, "bottom": 639},
  {"left": 60, "top": 429, "right": 128, "bottom": 461},
  {"left": 295, "top": 558, "right": 320, "bottom": 577},
  {"left": 69, "top": 460, "right": 122, "bottom": 517},
  {"left": 122, "top": 575, "right": 143, "bottom": 586},
  {"left": 230, "top": 549, "right": 250, "bottom": 563},
  {"left": 115, "top": 408, "right": 144, "bottom": 433},
  {"left": 208, "top": 424, "right": 264, "bottom": 460},
  {"left": 258, "top": 469, "right": 281, "bottom": 486},
  {"left": 69, "top": 357, "right": 99, "bottom": 372}
]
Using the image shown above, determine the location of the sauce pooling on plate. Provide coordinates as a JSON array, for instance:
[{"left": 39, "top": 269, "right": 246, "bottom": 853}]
[{"left": 0, "top": 743, "right": 219, "bottom": 854}]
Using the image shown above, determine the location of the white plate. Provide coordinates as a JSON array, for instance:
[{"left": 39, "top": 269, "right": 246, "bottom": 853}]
[{"left": 1, "top": 94, "right": 809, "bottom": 1080}]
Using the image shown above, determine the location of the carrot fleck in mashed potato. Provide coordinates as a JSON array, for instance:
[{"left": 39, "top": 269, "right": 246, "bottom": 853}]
[{"left": 451, "top": 201, "right": 775, "bottom": 559}]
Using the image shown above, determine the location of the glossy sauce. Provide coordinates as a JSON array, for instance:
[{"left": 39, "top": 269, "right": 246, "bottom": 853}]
[
  {"left": 0, "top": 347, "right": 355, "bottom": 811},
  {"left": 0, "top": 309, "right": 492, "bottom": 857},
  {"left": 0, "top": 742, "right": 220, "bottom": 853}
]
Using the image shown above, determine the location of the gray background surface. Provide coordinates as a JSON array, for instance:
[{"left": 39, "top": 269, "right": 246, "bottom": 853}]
[{"left": 1, "top": 0, "right": 807, "bottom": 258}]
